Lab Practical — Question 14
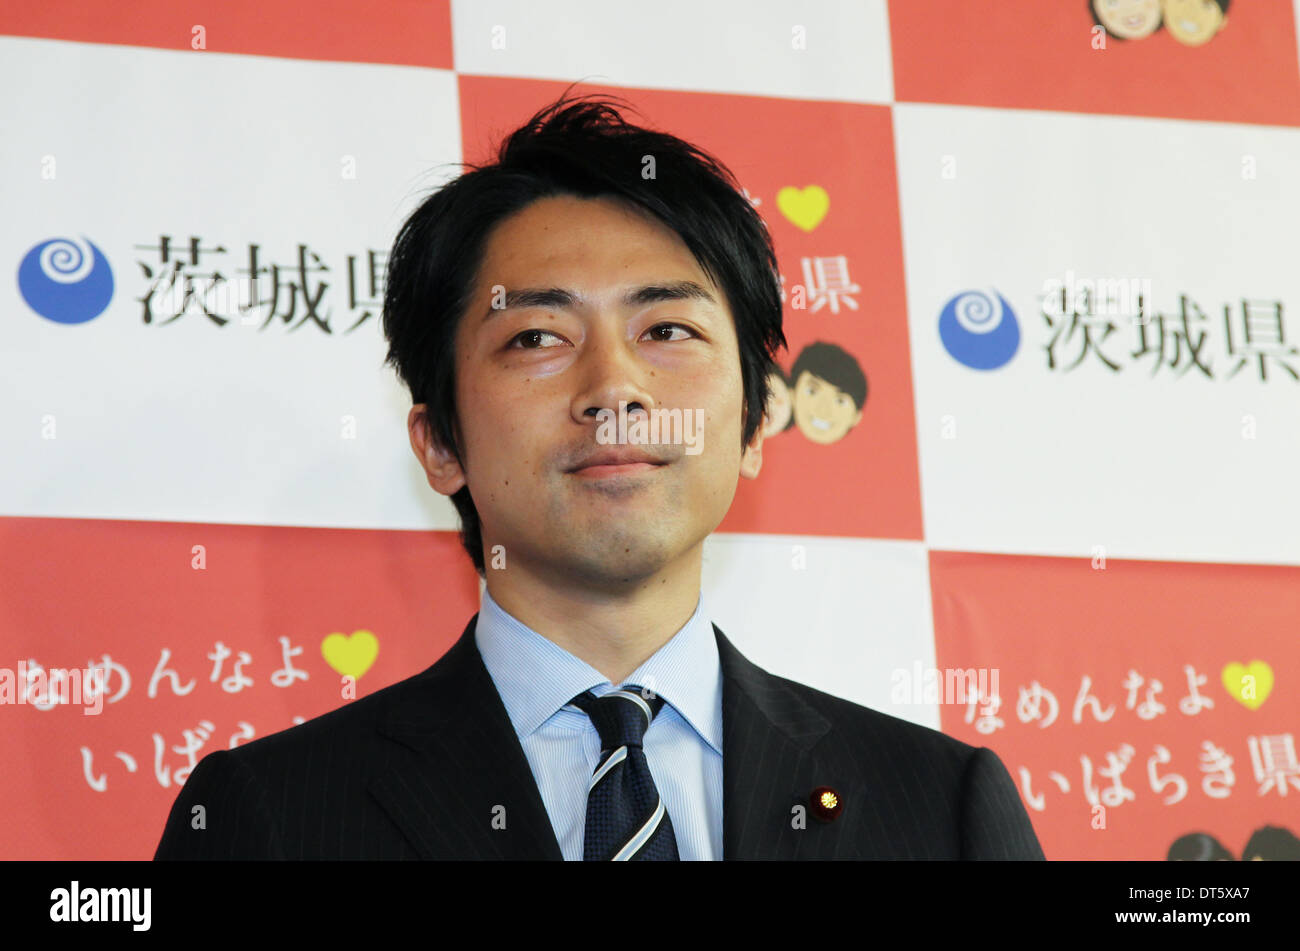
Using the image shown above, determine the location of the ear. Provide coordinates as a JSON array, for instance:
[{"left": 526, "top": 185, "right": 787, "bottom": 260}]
[
  {"left": 408, "top": 404, "right": 467, "bottom": 496},
  {"left": 740, "top": 418, "right": 764, "bottom": 480}
]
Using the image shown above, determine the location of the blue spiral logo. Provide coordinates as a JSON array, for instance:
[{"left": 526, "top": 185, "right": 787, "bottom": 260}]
[
  {"left": 17, "top": 236, "right": 115, "bottom": 324},
  {"left": 938, "top": 289, "right": 1019, "bottom": 370}
]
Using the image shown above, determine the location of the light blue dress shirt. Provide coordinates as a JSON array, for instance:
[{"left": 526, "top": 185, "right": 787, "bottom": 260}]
[{"left": 474, "top": 585, "right": 724, "bottom": 860}]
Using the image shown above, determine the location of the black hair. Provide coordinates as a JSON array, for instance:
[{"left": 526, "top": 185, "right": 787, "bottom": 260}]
[
  {"left": 1166, "top": 832, "right": 1233, "bottom": 861},
  {"left": 1242, "top": 825, "right": 1300, "bottom": 861},
  {"left": 382, "top": 84, "right": 787, "bottom": 575},
  {"left": 789, "top": 341, "right": 867, "bottom": 411}
]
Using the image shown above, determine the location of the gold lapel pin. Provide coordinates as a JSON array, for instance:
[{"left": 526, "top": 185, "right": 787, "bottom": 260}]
[{"left": 810, "top": 786, "right": 843, "bottom": 823}]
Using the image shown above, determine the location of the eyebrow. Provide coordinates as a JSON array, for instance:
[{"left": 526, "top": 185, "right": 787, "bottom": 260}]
[{"left": 482, "top": 280, "right": 716, "bottom": 323}]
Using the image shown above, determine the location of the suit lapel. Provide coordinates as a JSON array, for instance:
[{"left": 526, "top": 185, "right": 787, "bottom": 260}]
[
  {"left": 715, "top": 623, "right": 841, "bottom": 860},
  {"left": 368, "top": 614, "right": 563, "bottom": 860}
]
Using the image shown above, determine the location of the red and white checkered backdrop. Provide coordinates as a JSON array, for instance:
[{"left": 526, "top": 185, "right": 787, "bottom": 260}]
[{"left": 3, "top": 1, "right": 1298, "bottom": 860}]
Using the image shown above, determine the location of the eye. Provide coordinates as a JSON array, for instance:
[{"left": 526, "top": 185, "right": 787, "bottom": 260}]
[
  {"left": 507, "top": 328, "right": 567, "bottom": 350},
  {"left": 642, "top": 322, "right": 697, "bottom": 341}
]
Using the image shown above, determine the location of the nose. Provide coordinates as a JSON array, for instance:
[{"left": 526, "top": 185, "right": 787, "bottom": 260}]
[{"left": 570, "top": 327, "right": 656, "bottom": 427}]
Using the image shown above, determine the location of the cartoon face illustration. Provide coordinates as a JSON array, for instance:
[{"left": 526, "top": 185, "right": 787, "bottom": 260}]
[
  {"left": 788, "top": 341, "right": 867, "bottom": 445},
  {"left": 762, "top": 370, "right": 793, "bottom": 438},
  {"left": 791, "top": 371, "right": 861, "bottom": 444},
  {"left": 1091, "top": 0, "right": 1162, "bottom": 40},
  {"left": 1161, "top": 0, "right": 1228, "bottom": 46}
]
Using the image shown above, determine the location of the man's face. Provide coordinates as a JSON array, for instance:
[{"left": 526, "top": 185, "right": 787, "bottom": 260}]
[
  {"left": 410, "top": 194, "right": 762, "bottom": 588},
  {"left": 1093, "top": 0, "right": 1162, "bottom": 39}
]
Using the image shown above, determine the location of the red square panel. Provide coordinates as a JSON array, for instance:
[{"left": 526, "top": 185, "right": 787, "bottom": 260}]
[
  {"left": 0, "top": 0, "right": 452, "bottom": 68},
  {"left": 892, "top": 0, "right": 1300, "bottom": 127},
  {"left": 931, "top": 549, "right": 1300, "bottom": 860},
  {"left": 0, "top": 516, "right": 480, "bottom": 858}
]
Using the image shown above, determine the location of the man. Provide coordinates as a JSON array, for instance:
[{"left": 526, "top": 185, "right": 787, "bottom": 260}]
[{"left": 154, "top": 92, "right": 1045, "bottom": 861}]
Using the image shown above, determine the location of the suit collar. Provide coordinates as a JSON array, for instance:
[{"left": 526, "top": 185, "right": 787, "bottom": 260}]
[
  {"left": 713, "top": 622, "right": 832, "bottom": 745},
  {"left": 713, "top": 623, "right": 835, "bottom": 859},
  {"left": 370, "top": 613, "right": 833, "bottom": 860},
  {"left": 369, "top": 615, "right": 563, "bottom": 860}
]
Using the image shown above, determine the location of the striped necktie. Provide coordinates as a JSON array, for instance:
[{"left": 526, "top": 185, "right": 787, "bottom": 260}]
[{"left": 567, "top": 687, "right": 680, "bottom": 861}]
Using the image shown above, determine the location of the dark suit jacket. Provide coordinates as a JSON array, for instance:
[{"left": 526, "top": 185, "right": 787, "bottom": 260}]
[{"left": 154, "top": 614, "right": 1046, "bottom": 859}]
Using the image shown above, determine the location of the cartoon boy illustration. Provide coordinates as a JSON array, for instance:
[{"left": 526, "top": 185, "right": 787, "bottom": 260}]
[
  {"left": 1161, "top": 0, "right": 1229, "bottom": 46},
  {"left": 1091, "top": 0, "right": 1162, "bottom": 40},
  {"left": 761, "top": 368, "right": 794, "bottom": 438},
  {"left": 788, "top": 341, "right": 866, "bottom": 445}
]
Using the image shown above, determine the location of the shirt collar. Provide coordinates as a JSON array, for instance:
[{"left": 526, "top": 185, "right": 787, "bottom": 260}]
[{"left": 474, "top": 584, "right": 722, "bottom": 755}]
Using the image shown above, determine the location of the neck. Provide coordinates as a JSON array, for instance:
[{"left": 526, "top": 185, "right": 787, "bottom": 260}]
[{"left": 483, "top": 548, "right": 703, "bottom": 684}]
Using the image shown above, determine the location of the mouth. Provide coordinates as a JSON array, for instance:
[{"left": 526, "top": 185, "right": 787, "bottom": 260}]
[{"left": 569, "top": 462, "right": 665, "bottom": 479}]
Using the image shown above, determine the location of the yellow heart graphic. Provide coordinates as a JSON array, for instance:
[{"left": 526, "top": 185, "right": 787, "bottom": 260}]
[
  {"left": 1221, "top": 660, "right": 1273, "bottom": 710},
  {"left": 776, "top": 185, "right": 829, "bottom": 232},
  {"left": 321, "top": 630, "right": 379, "bottom": 680}
]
